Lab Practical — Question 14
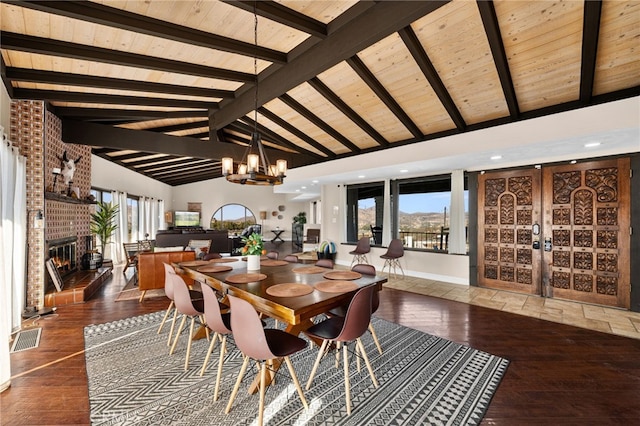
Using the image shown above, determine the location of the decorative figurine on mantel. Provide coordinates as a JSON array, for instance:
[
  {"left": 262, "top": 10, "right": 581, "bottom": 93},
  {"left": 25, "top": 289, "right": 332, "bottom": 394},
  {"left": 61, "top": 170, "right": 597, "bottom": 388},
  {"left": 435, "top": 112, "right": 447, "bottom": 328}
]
[{"left": 57, "top": 150, "right": 82, "bottom": 197}]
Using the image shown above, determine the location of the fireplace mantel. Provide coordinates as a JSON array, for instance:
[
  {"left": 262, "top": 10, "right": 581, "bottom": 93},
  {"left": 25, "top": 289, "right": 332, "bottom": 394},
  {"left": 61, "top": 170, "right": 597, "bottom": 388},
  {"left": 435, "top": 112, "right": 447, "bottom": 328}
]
[{"left": 45, "top": 191, "right": 96, "bottom": 205}]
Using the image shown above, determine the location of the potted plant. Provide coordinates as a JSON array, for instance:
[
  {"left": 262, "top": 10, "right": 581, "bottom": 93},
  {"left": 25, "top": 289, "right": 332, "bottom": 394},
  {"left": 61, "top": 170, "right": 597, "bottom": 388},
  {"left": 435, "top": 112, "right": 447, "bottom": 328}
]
[
  {"left": 317, "top": 240, "right": 337, "bottom": 260},
  {"left": 90, "top": 201, "right": 119, "bottom": 261},
  {"left": 241, "top": 232, "right": 265, "bottom": 270},
  {"left": 292, "top": 212, "right": 307, "bottom": 248}
]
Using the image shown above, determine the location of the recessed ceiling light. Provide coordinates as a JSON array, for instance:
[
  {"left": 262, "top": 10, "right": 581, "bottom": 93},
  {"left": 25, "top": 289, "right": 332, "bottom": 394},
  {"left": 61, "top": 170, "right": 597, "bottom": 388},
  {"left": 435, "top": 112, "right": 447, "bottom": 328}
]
[
  {"left": 400, "top": 169, "right": 408, "bottom": 173},
  {"left": 584, "top": 142, "right": 601, "bottom": 148},
  {"left": 312, "top": 180, "right": 319, "bottom": 184},
  {"left": 490, "top": 155, "right": 502, "bottom": 160},
  {"left": 358, "top": 175, "right": 365, "bottom": 179},
  {"left": 301, "top": 186, "right": 306, "bottom": 189},
  {"left": 570, "top": 160, "right": 577, "bottom": 164}
]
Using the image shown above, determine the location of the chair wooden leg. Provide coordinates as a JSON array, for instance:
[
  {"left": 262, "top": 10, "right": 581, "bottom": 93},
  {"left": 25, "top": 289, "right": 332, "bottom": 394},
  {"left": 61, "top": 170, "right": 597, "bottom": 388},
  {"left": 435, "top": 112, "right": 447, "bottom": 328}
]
[
  {"left": 335, "top": 341, "right": 342, "bottom": 368},
  {"left": 284, "top": 356, "right": 308, "bottom": 409},
  {"left": 213, "top": 336, "right": 226, "bottom": 402},
  {"left": 343, "top": 343, "right": 351, "bottom": 415},
  {"left": 200, "top": 331, "right": 219, "bottom": 376},
  {"left": 184, "top": 317, "right": 195, "bottom": 370},
  {"left": 258, "top": 362, "right": 266, "bottom": 426},
  {"left": 138, "top": 290, "right": 147, "bottom": 302},
  {"left": 170, "top": 314, "right": 187, "bottom": 355},
  {"left": 356, "top": 338, "right": 378, "bottom": 387},
  {"left": 167, "top": 308, "right": 178, "bottom": 346},
  {"left": 369, "top": 322, "right": 383, "bottom": 354},
  {"left": 157, "top": 301, "right": 174, "bottom": 334},
  {"left": 306, "top": 339, "right": 328, "bottom": 390},
  {"left": 226, "top": 355, "right": 250, "bottom": 414}
]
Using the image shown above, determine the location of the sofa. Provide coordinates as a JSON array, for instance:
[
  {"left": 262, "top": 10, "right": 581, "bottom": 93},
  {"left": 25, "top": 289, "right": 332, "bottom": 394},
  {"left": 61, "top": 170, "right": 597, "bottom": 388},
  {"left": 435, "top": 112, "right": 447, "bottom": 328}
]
[
  {"left": 155, "top": 229, "right": 229, "bottom": 253},
  {"left": 137, "top": 250, "right": 195, "bottom": 302}
]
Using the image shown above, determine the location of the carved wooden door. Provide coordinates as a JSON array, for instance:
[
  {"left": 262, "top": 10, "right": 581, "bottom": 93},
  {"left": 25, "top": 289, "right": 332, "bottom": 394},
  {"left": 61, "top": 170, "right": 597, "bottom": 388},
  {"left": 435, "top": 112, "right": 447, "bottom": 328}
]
[
  {"left": 478, "top": 159, "right": 630, "bottom": 309},
  {"left": 478, "top": 169, "right": 542, "bottom": 294},
  {"left": 542, "top": 158, "right": 630, "bottom": 308}
]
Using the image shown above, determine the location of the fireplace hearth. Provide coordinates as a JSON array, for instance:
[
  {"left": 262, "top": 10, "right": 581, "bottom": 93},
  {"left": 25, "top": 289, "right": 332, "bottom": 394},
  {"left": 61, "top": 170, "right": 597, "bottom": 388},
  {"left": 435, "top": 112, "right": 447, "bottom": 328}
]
[{"left": 47, "top": 236, "right": 77, "bottom": 278}]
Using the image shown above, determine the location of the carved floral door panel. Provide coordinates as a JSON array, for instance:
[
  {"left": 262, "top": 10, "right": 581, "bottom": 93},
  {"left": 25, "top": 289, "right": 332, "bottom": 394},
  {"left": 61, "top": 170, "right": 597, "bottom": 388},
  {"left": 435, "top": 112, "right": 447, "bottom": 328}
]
[
  {"left": 477, "top": 159, "right": 630, "bottom": 309},
  {"left": 478, "top": 169, "right": 542, "bottom": 294},
  {"left": 542, "top": 158, "right": 630, "bottom": 309}
]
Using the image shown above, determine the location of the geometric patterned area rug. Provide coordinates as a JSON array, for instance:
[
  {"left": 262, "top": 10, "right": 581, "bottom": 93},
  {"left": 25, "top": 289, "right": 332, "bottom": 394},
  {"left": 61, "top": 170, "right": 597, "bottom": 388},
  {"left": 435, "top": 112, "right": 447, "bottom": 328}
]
[{"left": 84, "top": 312, "right": 508, "bottom": 425}]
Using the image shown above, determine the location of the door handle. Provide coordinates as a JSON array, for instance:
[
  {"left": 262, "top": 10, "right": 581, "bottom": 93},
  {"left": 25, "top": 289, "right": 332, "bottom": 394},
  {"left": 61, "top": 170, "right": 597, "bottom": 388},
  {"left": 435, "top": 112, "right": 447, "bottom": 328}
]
[{"left": 544, "top": 238, "right": 552, "bottom": 252}]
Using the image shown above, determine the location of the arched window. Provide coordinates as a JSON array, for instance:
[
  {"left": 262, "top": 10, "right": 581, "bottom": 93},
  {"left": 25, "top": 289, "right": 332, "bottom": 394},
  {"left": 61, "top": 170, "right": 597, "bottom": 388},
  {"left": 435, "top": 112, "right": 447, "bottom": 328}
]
[{"left": 210, "top": 204, "right": 256, "bottom": 233}]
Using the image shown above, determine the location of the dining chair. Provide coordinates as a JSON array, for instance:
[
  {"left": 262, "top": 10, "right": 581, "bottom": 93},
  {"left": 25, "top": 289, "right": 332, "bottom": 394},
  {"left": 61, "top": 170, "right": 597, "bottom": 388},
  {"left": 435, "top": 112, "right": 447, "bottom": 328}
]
[
  {"left": 349, "top": 237, "right": 371, "bottom": 267},
  {"left": 380, "top": 238, "right": 405, "bottom": 278},
  {"left": 315, "top": 258, "right": 334, "bottom": 269},
  {"left": 266, "top": 251, "right": 279, "bottom": 260},
  {"left": 225, "top": 295, "right": 308, "bottom": 426},
  {"left": 122, "top": 242, "right": 139, "bottom": 275},
  {"left": 283, "top": 254, "right": 299, "bottom": 263},
  {"left": 203, "top": 252, "right": 222, "bottom": 260},
  {"left": 169, "top": 274, "right": 206, "bottom": 370},
  {"left": 199, "top": 284, "right": 233, "bottom": 401},
  {"left": 305, "top": 284, "right": 379, "bottom": 415}
]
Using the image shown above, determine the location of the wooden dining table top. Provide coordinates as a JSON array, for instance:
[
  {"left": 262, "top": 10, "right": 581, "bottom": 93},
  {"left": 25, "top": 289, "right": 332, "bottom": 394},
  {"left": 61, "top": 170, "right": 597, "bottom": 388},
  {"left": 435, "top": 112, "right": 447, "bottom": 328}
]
[{"left": 174, "top": 258, "right": 387, "bottom": 332}]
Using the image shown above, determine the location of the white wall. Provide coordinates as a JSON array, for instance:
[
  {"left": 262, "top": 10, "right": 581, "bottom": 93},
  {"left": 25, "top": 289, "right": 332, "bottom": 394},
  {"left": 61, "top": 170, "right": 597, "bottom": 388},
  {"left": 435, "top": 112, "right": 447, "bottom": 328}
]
[
  {"left": 91, "top": 155, "right": 173, "bottom": 207},
  {"left": 170, "top": 177, "right": 308, "bottom": 239}
]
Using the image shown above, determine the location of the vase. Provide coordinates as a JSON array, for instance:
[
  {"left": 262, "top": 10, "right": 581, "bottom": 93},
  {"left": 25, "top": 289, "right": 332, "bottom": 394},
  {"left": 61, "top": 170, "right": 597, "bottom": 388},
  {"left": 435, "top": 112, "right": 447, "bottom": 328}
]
[{"left": 246, "top": 254, "right": 261, "bottom": 271}]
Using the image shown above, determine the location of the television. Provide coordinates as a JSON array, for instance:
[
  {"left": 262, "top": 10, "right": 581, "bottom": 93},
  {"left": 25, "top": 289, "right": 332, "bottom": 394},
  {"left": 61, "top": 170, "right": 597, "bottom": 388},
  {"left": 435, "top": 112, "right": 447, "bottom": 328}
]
[{"left": 174, "top": 211, "right": 201, "bottom": 227}]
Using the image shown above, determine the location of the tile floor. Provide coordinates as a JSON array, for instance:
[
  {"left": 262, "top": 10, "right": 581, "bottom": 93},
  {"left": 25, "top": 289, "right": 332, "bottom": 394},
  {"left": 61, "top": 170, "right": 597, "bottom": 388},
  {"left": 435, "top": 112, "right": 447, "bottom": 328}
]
[{"left": 384, "top": 275, "right": 640, "bottom": 340}]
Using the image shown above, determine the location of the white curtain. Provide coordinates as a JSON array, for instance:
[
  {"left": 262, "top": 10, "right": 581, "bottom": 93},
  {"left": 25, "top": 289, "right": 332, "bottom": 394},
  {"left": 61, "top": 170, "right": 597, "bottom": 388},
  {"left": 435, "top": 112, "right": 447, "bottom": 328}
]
[
  {"left": 449, "top": 169, "right": 467, "bottom": 254},
  {"left": 138, "top": 196, "right": 158, "bottom": 241},
  {"left": 0, "top": 129, "right": 27, "bottom": 392},
  {"left": 157, "top": 199, "right": 165, "bottom": 231},
  {"left": 111, "top": 190, "right": 128, "bottom": 264}
]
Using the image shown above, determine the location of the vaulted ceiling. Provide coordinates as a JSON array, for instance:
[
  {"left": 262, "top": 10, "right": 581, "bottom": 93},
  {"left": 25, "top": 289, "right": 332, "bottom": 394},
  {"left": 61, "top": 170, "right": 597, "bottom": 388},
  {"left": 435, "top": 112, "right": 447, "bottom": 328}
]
[{"left": 1, "top": 0, "right": 639, "bottom": 186}]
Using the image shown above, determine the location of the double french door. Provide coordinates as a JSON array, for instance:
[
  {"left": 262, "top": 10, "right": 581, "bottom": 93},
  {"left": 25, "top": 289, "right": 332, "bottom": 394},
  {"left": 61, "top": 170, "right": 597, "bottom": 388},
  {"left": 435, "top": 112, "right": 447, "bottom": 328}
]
[{"left": 478, "top": 158, "right": 630, "bottom": 309}]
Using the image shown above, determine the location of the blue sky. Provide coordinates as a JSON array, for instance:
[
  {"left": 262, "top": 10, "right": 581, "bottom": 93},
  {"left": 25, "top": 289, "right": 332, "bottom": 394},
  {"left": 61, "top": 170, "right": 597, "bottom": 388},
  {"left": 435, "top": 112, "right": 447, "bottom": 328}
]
[{"left": 359, "top": 191, "right": 469, "bottom": 214}]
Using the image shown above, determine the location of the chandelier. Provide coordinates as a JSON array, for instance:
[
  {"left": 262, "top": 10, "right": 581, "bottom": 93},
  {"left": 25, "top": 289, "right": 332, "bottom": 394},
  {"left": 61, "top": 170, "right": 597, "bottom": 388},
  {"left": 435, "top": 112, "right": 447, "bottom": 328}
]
[{"left": 221, "top": 4, "right": 286, "bottom": 185}]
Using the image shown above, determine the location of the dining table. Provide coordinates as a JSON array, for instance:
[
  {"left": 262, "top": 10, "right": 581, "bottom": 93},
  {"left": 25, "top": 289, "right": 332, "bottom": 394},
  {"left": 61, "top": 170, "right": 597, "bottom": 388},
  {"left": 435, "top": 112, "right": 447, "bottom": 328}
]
[
  {"left": 174, "top": 257, "right": 387, "bottom": 393},
  {"left": 174, "top": 257, "right": 387, "bottom": 337}
]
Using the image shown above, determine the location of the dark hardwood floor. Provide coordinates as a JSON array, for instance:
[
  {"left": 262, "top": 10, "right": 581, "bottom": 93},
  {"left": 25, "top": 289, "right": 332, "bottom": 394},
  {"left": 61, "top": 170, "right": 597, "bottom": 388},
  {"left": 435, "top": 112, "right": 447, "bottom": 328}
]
[{"left": 2, "top": 242, "right": 639, "bottom": 425}]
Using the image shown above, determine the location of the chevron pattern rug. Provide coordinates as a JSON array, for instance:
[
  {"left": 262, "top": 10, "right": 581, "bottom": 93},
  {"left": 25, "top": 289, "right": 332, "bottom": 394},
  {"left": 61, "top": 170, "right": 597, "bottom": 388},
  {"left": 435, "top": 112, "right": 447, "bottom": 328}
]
[{"left": 84, "top": 312, "right": 508, "bottom": 425}]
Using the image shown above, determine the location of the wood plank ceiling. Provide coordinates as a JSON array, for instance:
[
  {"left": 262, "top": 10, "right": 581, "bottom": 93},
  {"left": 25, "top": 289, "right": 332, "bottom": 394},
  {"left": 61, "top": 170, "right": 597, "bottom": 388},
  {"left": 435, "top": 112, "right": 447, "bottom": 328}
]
[{"left": 1, "top": 0, "right": 639, "bottom": 186}]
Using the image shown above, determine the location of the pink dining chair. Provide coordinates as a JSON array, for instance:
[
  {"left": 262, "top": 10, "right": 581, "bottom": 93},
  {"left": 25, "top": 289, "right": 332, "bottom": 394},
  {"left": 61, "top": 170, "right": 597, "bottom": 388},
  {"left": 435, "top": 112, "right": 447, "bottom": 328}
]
[
  {"left": 283, "top": 254, "right": 299, "bottom": 263},
  {"left": 199, "top": 284, "right": 233, "bottom": 401},
  {"left": 349, "top": 237, "right": 371, "bottom": 267},
  {"left": 225, "top": 295, "right": 308, "bottom": 426},
  {"left": 305, "top": 284, "right": 379, "bottom": 415},
  {"left": 169, "top": 274, "right": 206, "bottom": 370},
  {"left": 266, "top": 251, "right": 279, "bottom": 260},
  {"left": 315, "top": 258, "right": 334, "bottom": 269}
]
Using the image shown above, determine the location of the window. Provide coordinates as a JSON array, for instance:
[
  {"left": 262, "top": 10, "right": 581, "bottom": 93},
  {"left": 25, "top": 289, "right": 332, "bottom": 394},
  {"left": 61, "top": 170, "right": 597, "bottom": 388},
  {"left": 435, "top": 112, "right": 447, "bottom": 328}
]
[
  {"left": 127, "top": 196, "right": 139, "bottom": 242},
  {"left": 345, "top": 182, "right": 385, "bottom": 244},
  {"left": 90, "top": 188, "right": 112, "bottom": 204},
  {"left": 393, "top": 175, "right": 468, "bottom": 252},
  {"left": 210, "top": 204, "right": 256, "bottom": 233}
]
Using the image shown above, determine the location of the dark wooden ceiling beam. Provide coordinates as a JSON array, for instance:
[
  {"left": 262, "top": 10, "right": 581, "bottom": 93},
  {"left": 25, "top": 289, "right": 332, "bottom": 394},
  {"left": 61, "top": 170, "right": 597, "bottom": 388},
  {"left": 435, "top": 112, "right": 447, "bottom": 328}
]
[
  {"left": 12, "top": 88, "right": 216, "bottom": 110},
  {"left": 62, "top": 119, "right": 315, "bottom": 168},
  {"left": 5, "top": 67, "right": 234, "bottom": 100},
  {"left": 223, "top": 0, "right": 327, "bottom": 38},
  {"left": 398, "top": 26, "right": 466, "bottom": 131},
  {"left": 476, "top": 0, "right": 519, "bottom": 118},
  {"left": 138, "top": 158, "right": 211, "bottom": 173},
  {"left": 258, "top": 106, "right": 337, "bottom": 157},
  {"left": 147, "top": 120, "right": 209, "bottom": 133},
  {"left": 212, "top": 1, "right": 450, "bottom": 128},
  {"left": 346, "top": 55, "right": 423, "bottom": 138},
  {"left": 238, "top": 115, "right": 323, "bottom": 158},
  {"left": 580, "top": 0, "right": 603, "bottom": 103},
  {"left": 8, "top": 0, "right": 287, "bottom": 64},
  {"left": 1, "top": 31, "right": 254, "bottom": 83},
  {"left": 279, "top": 93, "right": 360, "bottom": 152},
  {"left": 54, "top": 107, "right": 209, "bottom": 121},
  {"left": 308, "top": 77, "right": 389, "bottom": 147},
  {"left": 230, "top": 118, "right": 321, "bottom": 158}
]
